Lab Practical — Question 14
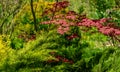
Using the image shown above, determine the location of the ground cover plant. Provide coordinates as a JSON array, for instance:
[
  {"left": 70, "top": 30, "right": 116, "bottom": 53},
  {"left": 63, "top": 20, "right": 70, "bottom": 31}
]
[{"left": 0, "top": 0, "right": 120, "bottom": 72}]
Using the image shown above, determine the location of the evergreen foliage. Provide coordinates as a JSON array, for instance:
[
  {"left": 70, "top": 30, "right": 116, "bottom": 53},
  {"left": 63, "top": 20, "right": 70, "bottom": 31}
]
[{"left": 0, "top": 0, "right": 120, "bottom": 72}]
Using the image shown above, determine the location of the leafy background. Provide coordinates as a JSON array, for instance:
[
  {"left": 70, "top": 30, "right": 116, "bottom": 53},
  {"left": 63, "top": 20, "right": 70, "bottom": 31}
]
[{"left": 0, "top": 0, "right": 120, "bottom": 72}]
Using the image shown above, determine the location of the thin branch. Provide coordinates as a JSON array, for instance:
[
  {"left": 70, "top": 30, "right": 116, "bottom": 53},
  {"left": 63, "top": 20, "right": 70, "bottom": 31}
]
[{"left": 30, "top": 0, "right": 37, "bottom": 32}]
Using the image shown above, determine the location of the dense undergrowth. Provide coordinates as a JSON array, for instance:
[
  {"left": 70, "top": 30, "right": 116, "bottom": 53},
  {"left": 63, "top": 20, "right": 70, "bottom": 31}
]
[
  {"left": 0, "top": 0, "right": 120, "bottom": 72},
  {"left": 0, "top": 29, "right": 119, "bottom": 72}
]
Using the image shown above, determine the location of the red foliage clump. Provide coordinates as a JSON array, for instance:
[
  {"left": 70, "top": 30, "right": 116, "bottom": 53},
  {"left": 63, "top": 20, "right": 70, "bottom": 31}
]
[
  {"left": 41, "top": 10, "right": 81, "bottom": 34},
  {"left": 55, "top": 55, "right": 74, "bottom": 64},
  {"left": 41, "top": 1, "right": 120, "bottom": 42},
  {"left": 67, "top": 33, "right": 79, "bottom": 40},
  {"left": 43, "top": 1, "right": 69, "bottom": 16},
  {"left": 18, "top": 34, "right": 36, "bottom": 41},
  {"left": 77, "top": 18, "right": 120, "bottom": 36},
  {"left": 47, "top": 51, "right": 74, "bottom": 64}
]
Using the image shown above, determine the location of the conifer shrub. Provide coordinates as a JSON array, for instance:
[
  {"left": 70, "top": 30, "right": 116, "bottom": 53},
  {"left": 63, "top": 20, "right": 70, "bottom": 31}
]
[{"left": 1, "top": 0, "right": 120, "bottom": 72}]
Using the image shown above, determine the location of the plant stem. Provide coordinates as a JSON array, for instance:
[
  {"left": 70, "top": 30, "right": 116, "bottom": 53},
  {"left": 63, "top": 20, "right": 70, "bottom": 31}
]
[{"left": 30, "top": 0, "right": 37, "bottom": 32}]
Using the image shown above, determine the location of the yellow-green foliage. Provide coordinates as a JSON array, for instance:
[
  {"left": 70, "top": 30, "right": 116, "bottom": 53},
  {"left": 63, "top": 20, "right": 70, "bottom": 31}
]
[
  {"left": 12, "top": 0, "right": 55, "bottom": 35},
  {"left": 14, "top": 0, "right": 54, "bottom": 22},
  {"left": 0, "top": 35, "right": 13, "bottom": 62},
  {"left": 68, "top": 0, "right": 83, "bottom": 13},
  {"left": 15, "top": 23, "right": 34, "bottom": 35},
  {"left": 0, "top": 30, "right": 59, "bottom": 71}
]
